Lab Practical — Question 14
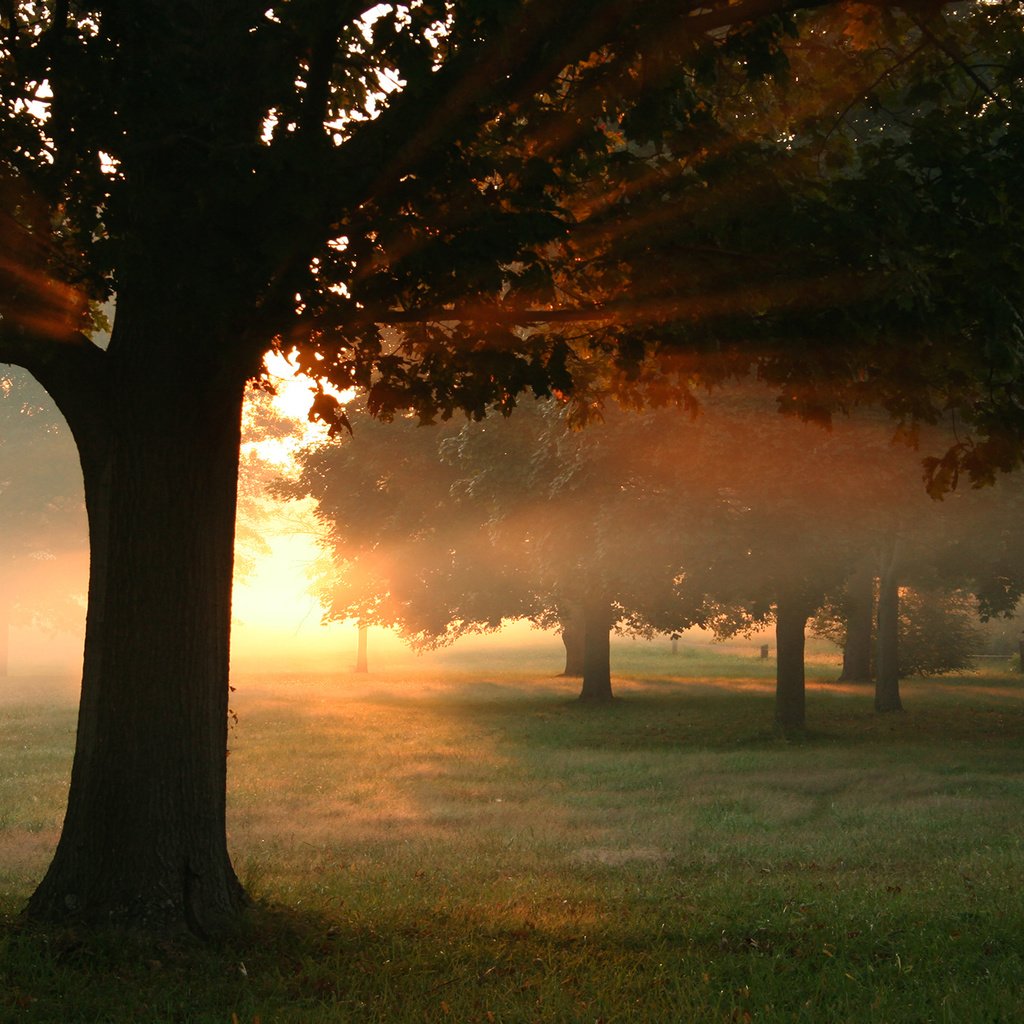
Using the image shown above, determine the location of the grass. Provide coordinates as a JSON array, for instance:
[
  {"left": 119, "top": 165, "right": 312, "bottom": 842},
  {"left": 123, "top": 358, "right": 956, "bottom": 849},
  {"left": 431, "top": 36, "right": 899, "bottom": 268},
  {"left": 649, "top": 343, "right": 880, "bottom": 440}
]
[{"left": 0, "top": 640, "right": 1022, "bottom": 1022}]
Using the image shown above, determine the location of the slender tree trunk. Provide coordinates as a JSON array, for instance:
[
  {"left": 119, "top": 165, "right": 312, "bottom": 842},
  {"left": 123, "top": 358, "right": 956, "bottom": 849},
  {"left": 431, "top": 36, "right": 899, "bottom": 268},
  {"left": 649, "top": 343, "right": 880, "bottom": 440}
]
[
  {"left": 775, "top": 595, "right": 809, "bottom": 736},
  {"left": 0, "top": 594, "right": 9, "bottom": 678},
  {"left": 355, "top": 622, "right": 368, "bottom": 673},
  {"left": 559, "top": 609, "right": 585, "bottom": 677},
  {"left": 26, "top": 372, "right": 248, "bottom": 934},
  {"left": 839, "top": 558, "right": 874, "bottom": 683},
  {"left": 875, "top": 540, "right": 903, "bottom": 713},
  {"left": 578, "top": 597, "right": 613, "bottom": 702}
]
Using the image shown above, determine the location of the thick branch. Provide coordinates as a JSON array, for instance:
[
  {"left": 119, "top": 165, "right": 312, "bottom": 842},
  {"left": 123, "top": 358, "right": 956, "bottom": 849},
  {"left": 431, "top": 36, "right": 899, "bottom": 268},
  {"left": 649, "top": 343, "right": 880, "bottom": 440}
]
[
  {"left": 43, "top": 0, "right": 68, "bottom": 49},
  {"left": 0, "top": 321, "right": 110, "bottom": 454}
]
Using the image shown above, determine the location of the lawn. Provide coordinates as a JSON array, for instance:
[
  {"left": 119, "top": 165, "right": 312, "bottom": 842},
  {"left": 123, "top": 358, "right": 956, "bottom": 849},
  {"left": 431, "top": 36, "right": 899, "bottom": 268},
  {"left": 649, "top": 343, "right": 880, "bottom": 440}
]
[{"left": 1, "top": 639, "right": 1022, "bottom": 1022}]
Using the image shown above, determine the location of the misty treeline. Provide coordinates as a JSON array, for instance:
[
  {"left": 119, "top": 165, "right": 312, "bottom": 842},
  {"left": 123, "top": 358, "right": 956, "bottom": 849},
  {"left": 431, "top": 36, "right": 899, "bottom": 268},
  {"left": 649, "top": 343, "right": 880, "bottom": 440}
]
[
  {"left": 3, "top": 0, "right": 1024, "bottom": 935},
  {"left": 283, "top": 382, "right": 1024, "bottom": 732}
]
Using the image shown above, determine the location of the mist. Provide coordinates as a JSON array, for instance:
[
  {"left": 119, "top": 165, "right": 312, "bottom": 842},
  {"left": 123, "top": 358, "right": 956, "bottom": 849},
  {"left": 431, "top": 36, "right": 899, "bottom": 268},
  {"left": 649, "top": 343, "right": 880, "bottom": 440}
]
[{"left": 6, "top": 365, "right": 1021, "bottom": 691}]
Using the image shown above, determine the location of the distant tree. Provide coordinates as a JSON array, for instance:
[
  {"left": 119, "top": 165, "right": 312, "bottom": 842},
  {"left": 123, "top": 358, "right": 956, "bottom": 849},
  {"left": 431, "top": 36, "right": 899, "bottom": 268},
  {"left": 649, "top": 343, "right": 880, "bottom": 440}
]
[
  {"left": 655, "top": 387, "right": 1009, "bottom": 729},
  {"left": 873, "top": 535, "right": 904, "bottom": 711},
  {"left": 441, "top": 400, "right": 708, "bottom": 701},
  {"left": 836, "top": 559, "right": 875, "bottom": 684},
  {"left": 813, "top": 457, "right": 1024, "bottom": 702},
  {"left": 287, "top": 397, "right": 701, "bottom": 701},
  {"left": 354, "top": 623, "right": 369, "bottom": 674},
  {"left": 284, "top": 404, "right": 521, "bottom": 648},
  {"left": 930, "top": 472, "right": 1024, "bottom": 625}
]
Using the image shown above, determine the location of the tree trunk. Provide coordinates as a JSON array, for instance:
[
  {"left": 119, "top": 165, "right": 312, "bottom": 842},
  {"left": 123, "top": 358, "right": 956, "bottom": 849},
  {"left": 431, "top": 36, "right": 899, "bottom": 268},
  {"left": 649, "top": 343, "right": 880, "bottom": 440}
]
[
  {"left": 838, "top": 558, "right": 874, "bottom": 683},
  {"left": 578, "top": 597, "right": 613, "bottom": 702},
  {"left": 774, "top": 595, "right": 809, "bottom": 736},
  {"left": 0, "top": 595, "right": 9, "bottom": 678},
  {"left": 875, "top": 540, "right": 903, "bottom": 713},
  {"left": 559, "top": 611, "right": 585, "bottom": 677},
  {"left": 26, "top": 372, "right": 248, "bottom": 935},
  {"left": 355, "top": 622, "right": 368, "bottom": 673}
]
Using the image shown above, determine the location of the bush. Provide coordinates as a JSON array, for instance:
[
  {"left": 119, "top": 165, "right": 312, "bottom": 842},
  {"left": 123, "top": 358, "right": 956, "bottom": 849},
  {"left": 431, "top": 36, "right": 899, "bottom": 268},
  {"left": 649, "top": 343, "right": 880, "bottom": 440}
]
[
  {"left": 897, "top": 587, "right": 984, "bottom": 676},
  {"left": 812, "top": 585, "right": 984, "bottom": 678}
]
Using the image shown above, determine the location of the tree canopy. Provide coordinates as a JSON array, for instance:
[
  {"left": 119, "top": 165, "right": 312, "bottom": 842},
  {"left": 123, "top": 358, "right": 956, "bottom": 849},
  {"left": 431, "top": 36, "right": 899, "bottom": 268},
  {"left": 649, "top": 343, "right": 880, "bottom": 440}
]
[
  {"left": 286, "top": 397, "right": 710, "bottom": 699},
  {"left": 291, "top": 377, "right": 1024, "bottom": 725},
  {"left": 5, "top": 3, "right": 1024, "bottom": 441}
]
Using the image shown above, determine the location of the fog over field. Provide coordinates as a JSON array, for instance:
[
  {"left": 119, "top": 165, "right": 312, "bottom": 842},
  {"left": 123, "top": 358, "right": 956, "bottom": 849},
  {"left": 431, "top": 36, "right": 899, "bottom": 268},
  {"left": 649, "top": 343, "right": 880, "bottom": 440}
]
[{"left": 4, "top": 362, "right": 1023, "bottom": 686}]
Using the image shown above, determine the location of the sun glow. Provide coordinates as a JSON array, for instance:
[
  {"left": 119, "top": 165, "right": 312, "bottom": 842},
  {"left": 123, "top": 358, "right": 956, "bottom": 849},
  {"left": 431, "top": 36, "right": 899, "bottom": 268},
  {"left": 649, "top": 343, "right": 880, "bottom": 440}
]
[{"left": 231, "top": 352, "right": 356, "bottom": 667}]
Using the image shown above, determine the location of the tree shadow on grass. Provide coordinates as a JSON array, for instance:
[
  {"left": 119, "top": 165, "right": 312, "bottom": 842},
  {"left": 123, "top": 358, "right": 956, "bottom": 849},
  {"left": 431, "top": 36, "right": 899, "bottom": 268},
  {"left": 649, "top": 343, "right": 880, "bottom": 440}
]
[
  {"left": 413, "top": 672, "right": 1024, "bottom": 757},
  {"left": 1, "top": 904, "right": 383, "bottom": 1023},
  {"left": 3, "top": 897, "right": 653, "bottom": 1024},
  {"left": 416, "top": 675, "right": 790, "bottom": 753}
]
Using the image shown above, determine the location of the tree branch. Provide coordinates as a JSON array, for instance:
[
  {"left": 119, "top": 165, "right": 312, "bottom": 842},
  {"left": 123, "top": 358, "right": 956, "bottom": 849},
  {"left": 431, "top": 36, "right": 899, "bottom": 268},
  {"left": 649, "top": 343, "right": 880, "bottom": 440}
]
[
  {"left": 44, "top": 0, "right": 68, "bottom": 48},
  {"left": 0, "top": 322, "right": 109, "bottom": 454},
  {"left": 907, "top": 10, "right": 1008, "bottom": 110}
]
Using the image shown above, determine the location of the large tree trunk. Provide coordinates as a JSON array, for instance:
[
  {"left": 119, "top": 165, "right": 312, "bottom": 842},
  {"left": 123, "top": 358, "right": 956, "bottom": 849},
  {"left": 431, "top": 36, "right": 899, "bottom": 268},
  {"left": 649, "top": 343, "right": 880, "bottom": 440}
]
[
  {"left": 578, "top": 597, "right": 613, "bottom": 702},
  {"left": 838, "top": 558, "right": 874, "bottom": 683},
  {"left": 26, "top": 367, "right": 248, "bottom": 935},
  {"left": 875, "top": 540, "right": 903, "bottom": 713},
  {"left": 355, "top": 622, "right": 369, "bottom": 673},
  {"left": 775, "top": 595, "right": 809, "bottom": 736}
]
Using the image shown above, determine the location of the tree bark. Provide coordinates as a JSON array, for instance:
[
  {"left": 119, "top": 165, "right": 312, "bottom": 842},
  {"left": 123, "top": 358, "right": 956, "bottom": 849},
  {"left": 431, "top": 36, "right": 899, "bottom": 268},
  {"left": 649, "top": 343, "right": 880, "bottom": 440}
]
[
  {"left": 875, "top": 540, "right": 903, "bottom": 713},
  {"left": 355, "top": 622, "right": 368, "bottom": 673},
  {"left": 774, "top": 595, "right": 809, "bottom": 736},
  {"left": 25, "top": 365, "right": 249, "bottom": 935},
  {"left": 559, "top": 610, "right": 585, "bottom": 677},
  {"left": 838, "top": 558, "right": 874, "bottom": 683},
  {"left": 578, "top": 597, "right": 613, "bottom": 702}
]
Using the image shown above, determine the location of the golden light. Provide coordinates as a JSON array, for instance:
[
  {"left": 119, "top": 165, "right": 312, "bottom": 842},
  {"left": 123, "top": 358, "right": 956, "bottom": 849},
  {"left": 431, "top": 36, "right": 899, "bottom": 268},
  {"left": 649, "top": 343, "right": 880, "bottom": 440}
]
[{"left": 231, "top": 351, "right": 355, "bottom": 670}]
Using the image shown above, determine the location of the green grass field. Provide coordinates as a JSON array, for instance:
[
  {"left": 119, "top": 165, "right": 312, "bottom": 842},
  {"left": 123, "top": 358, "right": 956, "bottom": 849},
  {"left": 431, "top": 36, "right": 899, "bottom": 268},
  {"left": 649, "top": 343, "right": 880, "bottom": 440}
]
[{"left": 1, "top": 639, "right": 1022, "bottom": 1023}]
